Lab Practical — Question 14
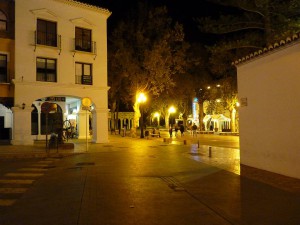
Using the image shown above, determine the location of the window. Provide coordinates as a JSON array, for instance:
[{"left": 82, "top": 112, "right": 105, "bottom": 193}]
[
  {"left": 0, "top": 10, "right": 7, "bottom": 31},
  {"left": 36, "top": 58, "right": 57, "bottom": 82},
  {"left": 37, "top": 19, "right": 57, "bottom": 47},
  {"left": 75, "top": 62, "right": 92, "bottom": 85},
  {"left": 0, "top": 54, "right": 8, "bottom": 83},
  {"left": 75, "top": 27, "right": 92, "bottom": 52}
]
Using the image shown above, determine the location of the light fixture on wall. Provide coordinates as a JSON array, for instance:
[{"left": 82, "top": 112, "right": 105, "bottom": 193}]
[{"left": 22, "top": 103, "right": 26, "bottom": 109}]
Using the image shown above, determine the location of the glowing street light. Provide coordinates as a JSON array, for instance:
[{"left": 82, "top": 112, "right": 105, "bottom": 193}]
[
  {"left": 137, "top": 93, "right": 147, "bottom": 138},
  {"left": 137, "top": 93, "right": 147, "bottom": 103},
  {"left": 168, "top": 106, "right": 176, "bottom": 128},
  {"left": 154, "top": 112, "right": 160, "bottom": 127}
]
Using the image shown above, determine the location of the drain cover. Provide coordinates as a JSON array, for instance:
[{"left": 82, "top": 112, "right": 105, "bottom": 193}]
[
  {"left": 189, "top": 152, "right": 204, "bottom": 156},
  {"left": 76, "top": 162, "right": 95, "bottom": 166}
]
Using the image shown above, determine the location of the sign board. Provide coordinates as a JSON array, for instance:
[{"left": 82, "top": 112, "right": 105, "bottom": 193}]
[
  {"left": 45, "top": 97, "right": 65, "bottom": 102},
  {"left": 81, "top": 97, "right": 92, "bottom": 107},
  {"left": 240, "top": 97, "right": 248, "bottom": 107}
]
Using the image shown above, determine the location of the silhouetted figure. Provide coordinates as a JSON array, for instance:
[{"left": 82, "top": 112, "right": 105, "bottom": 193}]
[
  {"left": 169, "top": 126, "right": 173, "bottom": 137},
  {"left": 180, "top": 124, "right": 184, "bottom": 137}
]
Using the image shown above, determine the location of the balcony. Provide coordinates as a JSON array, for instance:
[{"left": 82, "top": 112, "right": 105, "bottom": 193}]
[
  {"left": 73, "top": 38, "right": 97, "bottom": 56},
  {"left": 75, "top": 75, "right": 93, "bottom": 85}
]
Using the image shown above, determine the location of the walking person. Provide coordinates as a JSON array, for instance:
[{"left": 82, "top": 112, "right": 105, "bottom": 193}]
[
  {"left": 174, "top": 125, "right": 179, "bottom": 137},
  {"left": 192, "top": 123, "right": 197, "bottom": 137},
  {"left": 179, "top": 124, "right": 184, "bottom": 137},
  {"left": 169, "top": 126, "right": 173, "bottom": 137}
]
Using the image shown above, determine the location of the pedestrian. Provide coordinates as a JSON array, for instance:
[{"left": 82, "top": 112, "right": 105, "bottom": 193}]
[
  {"left": 169, "top": 126, "right": 173, "bottom": 137},
  {"left": 174, "top": 125, "right": 178, "bottom": 137},
  {"left": 179, "top": 124, "right": 184, "bottom": 137},
  {"left": 192, "top": 123, "right": 197, "bottom": 137}
]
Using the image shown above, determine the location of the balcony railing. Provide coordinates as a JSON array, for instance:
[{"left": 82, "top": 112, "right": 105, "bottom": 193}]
[
  {"left": 75, "top": 75, "right": 93, "bottom": 85},
  {"left": 74, "top": 38, "right": 97, "bottom": 54}
]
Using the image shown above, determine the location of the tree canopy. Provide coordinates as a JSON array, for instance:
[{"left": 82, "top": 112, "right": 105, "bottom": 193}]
[
  {"left": 108, "top": 3, "right": 192, "bottom": 127},
  {"left": 195, "top": 0, "right": 300, "bottom": 76}
]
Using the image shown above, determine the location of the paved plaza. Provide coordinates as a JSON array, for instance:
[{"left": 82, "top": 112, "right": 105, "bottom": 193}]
[{"left": 0, "top": 132, "right": 300, "bottom": 225}]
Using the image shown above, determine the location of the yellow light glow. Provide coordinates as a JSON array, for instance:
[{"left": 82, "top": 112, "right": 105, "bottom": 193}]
[
  {"left": 137, "top": 93, "right": 147, "bottom": 103},
  {"left": 169, "top": 106, "right": 176, "bottom": 114},
  {"left": 154, "top": 112, "right": 160, "bottom": 118}
]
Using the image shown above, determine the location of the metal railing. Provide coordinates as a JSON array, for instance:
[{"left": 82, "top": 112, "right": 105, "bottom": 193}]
[{"left": 74, "top": 38, "right": 96, "bottom": 54}]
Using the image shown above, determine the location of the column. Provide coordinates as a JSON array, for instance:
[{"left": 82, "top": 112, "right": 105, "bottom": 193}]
[
  {"left": 11, "top": 106, "right": 34, "bottom": 145},
  {"left": 77, "top": 109, "right": 90, "bottom": 139},
  {"left": 91, "top": 108, "right": 109, "bottom": 143}
]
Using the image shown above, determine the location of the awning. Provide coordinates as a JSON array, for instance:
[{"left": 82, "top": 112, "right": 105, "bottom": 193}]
[{"left": 0, "top": 97, "right": 14, "bottom": 108}]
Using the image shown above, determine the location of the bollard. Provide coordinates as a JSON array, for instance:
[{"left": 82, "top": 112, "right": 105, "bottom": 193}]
[
  {"left": 197, "top": 140, "right": 200, "bottom": 148},
  {"left": 209, "top": 146, "right": 212, "bottom": 157},
  {"left": 163, "top": 138, "right": 167, "bottom": 142},
  {"left": 183, "top": 140, "right": 187, "bottom": 145}
]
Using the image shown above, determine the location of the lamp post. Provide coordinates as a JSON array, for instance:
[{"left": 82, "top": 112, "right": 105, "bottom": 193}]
[
  {"left": 81, "top": 97, "right": 92, "bottom": 152},
  {"left": 168, "top": 106, "right": 176, "bottom": 128},
  {"left": 138, "top": 93, "right": 147, "bottom": 138},
  {"left": 154, "top": 112, "right": 160, "bottom": 127}
]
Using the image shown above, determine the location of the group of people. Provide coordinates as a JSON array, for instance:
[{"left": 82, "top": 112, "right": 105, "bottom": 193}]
[
  {"left": 169, "top": 123, "right": 198, "bottom": 138},
  {"left": 169, "top": 124, "right": 185, "bottom": 137}
]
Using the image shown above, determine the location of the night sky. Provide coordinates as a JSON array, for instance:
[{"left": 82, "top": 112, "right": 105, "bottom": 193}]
[{"left": 79, "top": 0, "right": 220, "bottom": 43}]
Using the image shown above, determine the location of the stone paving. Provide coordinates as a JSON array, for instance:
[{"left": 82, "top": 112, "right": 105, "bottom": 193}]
[{"left": 1, "top": 131, "right": 300, "bottom": 194}]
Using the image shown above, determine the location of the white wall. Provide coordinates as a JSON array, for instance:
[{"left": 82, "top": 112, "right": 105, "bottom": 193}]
[{"left": 237, "top": 41, "right": 300, "bottom": 179}]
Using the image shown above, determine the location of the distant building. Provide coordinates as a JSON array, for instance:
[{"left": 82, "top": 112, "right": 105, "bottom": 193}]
[
  {"left": 234, "top": 33, "right": 300, "bottom": 179},
  {"left": 0, "top": 0, "right": 111, "bottom": 145},
  {"left": 192, "top": 98, "right": 232, "bottom": 133}
]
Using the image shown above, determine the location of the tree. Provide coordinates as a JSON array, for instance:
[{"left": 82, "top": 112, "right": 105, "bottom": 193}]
[
  {"left": 182, "top": 43, "right": 213, "bottom": 130},
  {"left": 195, "top": 0, "right": 300, "bottom": 77},
  {"left": 108, "top": 3, "right": 188, "bottom": 129}
]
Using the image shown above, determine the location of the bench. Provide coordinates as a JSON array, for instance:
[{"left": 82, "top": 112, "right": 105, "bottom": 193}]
[{"left": 151, "top": 133, "right": 160, "bottom": 138}]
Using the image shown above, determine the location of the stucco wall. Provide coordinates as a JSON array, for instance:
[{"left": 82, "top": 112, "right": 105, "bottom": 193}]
[{"left": 237, "top": 41, "right": 300, "bottom": 179}]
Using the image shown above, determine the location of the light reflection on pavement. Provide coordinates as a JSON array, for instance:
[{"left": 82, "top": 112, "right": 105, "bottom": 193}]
[{"left": 187, "top": 144, "right": 240, "bottom": 175}]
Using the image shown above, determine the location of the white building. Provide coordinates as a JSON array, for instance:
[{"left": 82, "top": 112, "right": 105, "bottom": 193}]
[
  {"left": 0, "top": 0, "right": 111, "bottom": 145},
  {"left": 234, "top": 33, "right": 300, "bottom": 179}
]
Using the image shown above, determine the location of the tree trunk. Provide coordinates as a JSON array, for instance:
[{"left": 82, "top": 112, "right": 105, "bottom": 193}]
[
  {"left": 199, "top": 101, "right": 205, "bottom": 131},
  {"left": 165, "top": 113, "right": 170, "bottom": 129},
  {"left": 133, "top": 101, "right": 141, "bottom": 129},
  {"left": 229, "top": 108, "right": 237, "bottom": 132}
]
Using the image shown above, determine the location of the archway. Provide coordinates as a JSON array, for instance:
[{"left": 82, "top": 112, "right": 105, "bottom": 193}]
[{"left": 0, "top": 104, "right": 12, "bottom": 141}]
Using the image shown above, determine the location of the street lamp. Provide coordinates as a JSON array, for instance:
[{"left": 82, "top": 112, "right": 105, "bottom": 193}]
[
  {"left": 138, "top": 93, "right": 147, "bottom": 138},
  {"left": 168, "top": 106, "right": 176, "bottom": 128},
  {"left": 154, "top": 112, "right": 160, "bottom": 127}
]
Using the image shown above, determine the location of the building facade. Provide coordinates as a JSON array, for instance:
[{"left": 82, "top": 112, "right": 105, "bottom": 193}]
[
  {"left": 234, "top": 33, "right": 300, "bottom": 179},
  {"left": 0, "top": 0, "right": 111, "bottom": 145}
]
